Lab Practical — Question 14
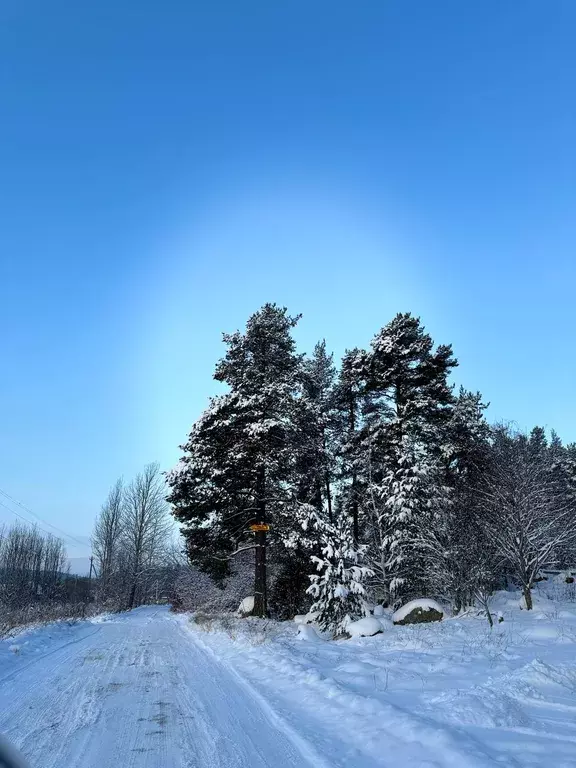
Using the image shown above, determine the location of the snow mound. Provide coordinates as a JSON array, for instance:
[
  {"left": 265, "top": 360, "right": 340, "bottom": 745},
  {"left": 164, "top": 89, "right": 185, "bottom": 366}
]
[
  {"left": 294, "top": 611, "right": 319, "bottom": 625},
  {"left": 347, "top": 617, "right": 383, "bottom": 638},
  {"left": 393, "top": 598, "right": 444, "bottom": 625},
  {"left": 237, "top": 596, "right": 254, "bottom": 616},
  {"left": 296, "top": 624, "right": 322, "bottom": 642},
  {"left": 372, "top": 604, "right": 386, "bottom": 617}
]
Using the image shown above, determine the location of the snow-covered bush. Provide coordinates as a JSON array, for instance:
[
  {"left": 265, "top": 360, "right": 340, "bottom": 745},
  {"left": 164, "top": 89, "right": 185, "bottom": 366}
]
[
  {"left": 305, "top": 509, "right": 373, "bottom": 637},
  {"left": 392, "top": 598, "right": 444, "bottom": 625},
  {"left": 293, "top": 611, "right": 319, "bottom": 625},
  {"left": 171, "top": 554, "right": 254, "bottom": 615},
  {"left": 237, "top": 596, "right": 255, "bottom": 617},
  {"left": 296, "top": 624, "right": 322, "bottom": 642},
  {"left": 347, "top": 617, "right": 383, "bottom": 638}
]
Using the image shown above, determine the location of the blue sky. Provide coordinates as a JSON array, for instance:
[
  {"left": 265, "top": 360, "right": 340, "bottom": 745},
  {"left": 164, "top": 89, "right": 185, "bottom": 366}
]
[{"left": 1, "top": 1, "right": 575, "bottom": 551}]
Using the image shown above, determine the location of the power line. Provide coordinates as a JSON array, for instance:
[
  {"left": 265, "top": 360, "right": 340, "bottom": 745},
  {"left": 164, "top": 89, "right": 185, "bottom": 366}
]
[
  {"left": 0, "top": 488, "right": 91, "bottom": 550},
  {"left": 0, "top": 499, "right": 67, "bottom": 541}
]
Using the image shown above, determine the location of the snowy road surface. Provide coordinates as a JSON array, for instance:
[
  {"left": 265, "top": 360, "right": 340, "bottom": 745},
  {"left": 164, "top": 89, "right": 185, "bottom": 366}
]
[
  {"left": 3, "top": 604, "right": 576, "bottom": 768},
  {"left": 0, "top": 607, "right": 325, "bottom": 768}
]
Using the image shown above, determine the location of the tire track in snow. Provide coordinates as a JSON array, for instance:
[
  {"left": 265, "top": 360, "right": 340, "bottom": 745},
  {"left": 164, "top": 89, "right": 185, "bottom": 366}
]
[{"left": 0, "top": 607, "right": 326, "bottom": 768}]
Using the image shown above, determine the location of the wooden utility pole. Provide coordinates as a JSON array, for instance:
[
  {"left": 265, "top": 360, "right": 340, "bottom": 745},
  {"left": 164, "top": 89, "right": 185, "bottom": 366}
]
[
  {"left": 82, "top": 555, "right": 94, "bottom": 618},
  {"left": 252, "top": 465, "right": 268, "bottom": 617}
]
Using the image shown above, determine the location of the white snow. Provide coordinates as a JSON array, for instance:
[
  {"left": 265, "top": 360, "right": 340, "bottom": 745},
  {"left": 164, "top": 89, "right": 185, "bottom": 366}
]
[
  {"left": 296, "top": 624, "right": 321, "bottom": 642},
  {"left": 392, "top": 597, "right": 444, "bottom": 623},
  {"left": 2, "top": 587, "right": 576, "bottom": 767},
  {"left": 372, "top": 604, "right": 386, "bottom": 616},
  {"left": 237, "top": 595, "right": 254, "bottom": 615},
  {"left": 0, "top": 607, "right": 329, "bottom": 767},
  {"left": 346, "top": 617, "right": 383, "bottom": 637},
  {"left": 184, "top": 587, "right": 576, "bottom": 768},
  {"left": 293, "top": 611, "right": 318, "bottom": 625}
]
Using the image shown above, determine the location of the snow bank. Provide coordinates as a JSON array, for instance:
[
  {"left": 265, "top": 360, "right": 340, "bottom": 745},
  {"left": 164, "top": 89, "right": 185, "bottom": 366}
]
[
  {"left": 186, "top": 588, "right": 576, "bottom": 768},
  {"left": 237, "top": 596, "right": 254, "bottom": 616},
  {"left": 296, "top": 624, "right": 322, "bottom": 642},
  {"left": 293, "top": 611, "right": 318, "bottom": 625},
  {"left": 393, "top": 598, "right": 444, "bottom": 624},
  {"left": 347, "top": 617, "right": 383, "bottom": 638}
]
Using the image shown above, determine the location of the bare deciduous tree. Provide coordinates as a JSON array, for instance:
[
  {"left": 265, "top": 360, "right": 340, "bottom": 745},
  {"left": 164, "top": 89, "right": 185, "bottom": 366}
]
[
  {"left": 478, "top": 433, "right": 576, "bottom": 610},
  {"left": 121, "top": 463, "right": 172, "bottom": 609},
  {"left": 92, "top": 478, "right": 124, "bottom": 594}
]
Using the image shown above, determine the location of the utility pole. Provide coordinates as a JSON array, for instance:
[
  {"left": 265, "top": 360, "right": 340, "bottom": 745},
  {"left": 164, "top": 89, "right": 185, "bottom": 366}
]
[
  {"left": 83, "top": 555, "right": 94, "bottom": 618},
  {"left": 252, "top": 465, "right": 268, "bottom": 617}
]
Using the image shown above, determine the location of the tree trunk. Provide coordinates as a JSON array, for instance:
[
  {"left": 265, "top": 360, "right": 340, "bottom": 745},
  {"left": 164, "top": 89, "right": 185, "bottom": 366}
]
[
  {"left": 348, "top": 395, "right": 360, "bottom": 543},
  {"left": 325, "top": 471, "right": 333, "bottom": 523},
  {"left": 523, "top": 585, "right": 533, "bottom": 610},
  {"left": 253, "top": 529, "right": 267, "bottom": 617},
  {"left": 127, "top": 581, "right": 137, "bottom": 610},
  {"left": 253, "top": 465, "right": 267, "bottom": 618}
]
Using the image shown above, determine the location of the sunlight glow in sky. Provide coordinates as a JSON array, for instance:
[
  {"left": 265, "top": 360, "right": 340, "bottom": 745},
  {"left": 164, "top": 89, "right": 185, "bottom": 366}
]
[{"left": 1, "top": 1, "right": 575, "bottom": 546}]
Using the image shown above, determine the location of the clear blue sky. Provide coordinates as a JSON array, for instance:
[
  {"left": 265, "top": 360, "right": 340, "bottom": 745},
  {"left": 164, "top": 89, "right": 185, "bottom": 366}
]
[{"left": 1, "top": 1, "right": 575, "bottom": 551}]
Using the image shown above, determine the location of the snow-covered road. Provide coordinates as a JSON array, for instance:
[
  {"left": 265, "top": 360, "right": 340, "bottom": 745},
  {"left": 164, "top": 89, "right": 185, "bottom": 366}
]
[
  {"left": 0, "top": 607, "right": 324, "bottom": 768},
  {"left": 3, "top": 603, "right": 575, "bottom": 768}
]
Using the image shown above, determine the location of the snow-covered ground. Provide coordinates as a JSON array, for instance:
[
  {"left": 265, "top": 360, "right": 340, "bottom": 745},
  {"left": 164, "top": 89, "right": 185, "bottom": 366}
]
[
  {"left": 1, "top": 592, "right": 576, "bottom": 767},
  {"left": 189, "top": 590, "right": 576, "bottom": 768},
  {"left": 0, "top": 607, "right": 325, "bottom": 767}
]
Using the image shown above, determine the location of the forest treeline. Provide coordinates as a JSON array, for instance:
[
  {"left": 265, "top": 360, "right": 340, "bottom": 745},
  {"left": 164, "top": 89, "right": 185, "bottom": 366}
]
[
  {"left": 166, "top": 304, "right": 576, "bottom": 631},
  {"left": 5, "top": 305, "right": 575, "bottom": 637},
  {"left": 0, "top": 463, "right": 177, "bottom": 633}
]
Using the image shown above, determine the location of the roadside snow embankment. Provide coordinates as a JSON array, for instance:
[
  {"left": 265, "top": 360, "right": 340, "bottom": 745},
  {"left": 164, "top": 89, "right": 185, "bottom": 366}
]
[
  {"left": 187, "top": 590, "right": 576, "bottom": 768},
  {"left": 0, "top": 615, "right": 108, "bottom": 683}
]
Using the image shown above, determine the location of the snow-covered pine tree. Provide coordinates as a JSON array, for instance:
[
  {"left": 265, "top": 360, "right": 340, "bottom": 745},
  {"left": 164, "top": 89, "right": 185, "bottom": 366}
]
[
  {"left": 543, "top": 431, "right": 576, "bottom": 568},
  {"left": 528, "top": 426, "right": 548, "bottom": 464},
  {"left": 166, "top": 304, "right": 303, "bottom": 617},
  {"left": 359, "top": 313, "right": 457, "bottom": 603},
  {"left": 298, "top": 341, "right": 337, "bottom": 518},
  {"left": 378, "top": 435, "right": 447, "bottom": 599},
  {"left": 332, "top": 348, "right": 369, "bottom": 542},
  {"left": 305, "top": 508, "right": 372, "bottom": 636},
  {"left": 431, "top": 388, "right": 494, "bottom": 610},
  {"left": 270, "top": 342, "right": 338, "bottom": 617}
]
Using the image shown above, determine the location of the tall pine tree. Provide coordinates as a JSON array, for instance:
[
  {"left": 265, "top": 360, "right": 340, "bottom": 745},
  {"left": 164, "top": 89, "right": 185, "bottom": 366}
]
[
  {"left": 359, "top": 313, "right": 457, "bottom": 603},
  {"left": 167, "top": 304, "right": 302, "bottom": 617}
]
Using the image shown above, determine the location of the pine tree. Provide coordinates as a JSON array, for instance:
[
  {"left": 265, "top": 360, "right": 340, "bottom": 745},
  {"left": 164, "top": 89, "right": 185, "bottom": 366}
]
[
  {"left": 378, "top": 436, "right": 446, "bottom": 599},
  {"left": 332, "top": 348, "right": 369, "bottom": 542},
  {"left": 270, "top": 342, "right": 337, "bottom": 617},
  {"left": 305, "top": 508, "right": 372, "bottom": 636},
  {"left": 167, "top": 304, "right": 303, "bottom": 617},
  {"left": 360, "top": 314, "right": 457, "bottom": 602},
  {"left": 528, "top": 426, "right": 548, "bottom": 463},
  {"left": 298, "top": 341, "right": 337, "bottom": 519},
  {"left": 432, "top": 388, "right": 493, "bottom": 610}
]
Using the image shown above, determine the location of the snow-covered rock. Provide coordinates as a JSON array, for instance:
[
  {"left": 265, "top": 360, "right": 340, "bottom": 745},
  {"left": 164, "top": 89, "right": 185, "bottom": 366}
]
[
  {"left": 296, "top": 624, "right": 322, "bottom": 642},
  {"left": 392, "top": 599, "right": 444, "bottom": 625},
  {"left": 293, "top": 611, "right": 319, "bottom": 625},
  {"left": 372, "top": 604, "right": 385, "bottom": 617},
  {"left": 347, "top": 617, "right": 383, "bottom": 638},
  {"left": 237, "top": 596, "right": 255, "bottom": 617}
]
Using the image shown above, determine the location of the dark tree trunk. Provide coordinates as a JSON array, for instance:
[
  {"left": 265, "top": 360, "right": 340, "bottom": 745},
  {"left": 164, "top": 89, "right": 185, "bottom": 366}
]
[
  {"left": 523, "top": 585, "right": 533, "bottom": 610},
  {"left": 348, "top": 395, "right": 359, "bottom": 542},
  {"left": 325, "top": 471, "right": 333, "bottom": 523},
  {"left": 127, "top": 581, "right": 137, "bottom": 610},
  {"left": 253, "top": 529, "right": 267, "bottom": 617}
]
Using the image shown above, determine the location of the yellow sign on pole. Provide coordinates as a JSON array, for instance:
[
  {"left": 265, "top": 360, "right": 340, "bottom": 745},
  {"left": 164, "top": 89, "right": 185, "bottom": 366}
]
[{"left": 250, "top": 523, "right": 270, "bottom": 532}]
